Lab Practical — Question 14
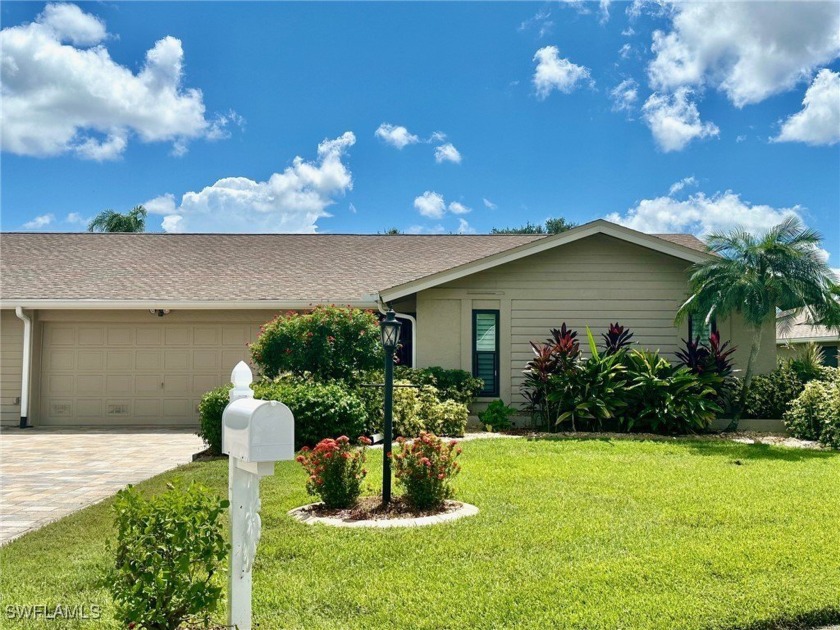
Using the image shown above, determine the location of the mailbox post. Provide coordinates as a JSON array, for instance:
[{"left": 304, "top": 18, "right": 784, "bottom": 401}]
[{"left": 223, "top": 361, "right": 294, "bottom": 630}]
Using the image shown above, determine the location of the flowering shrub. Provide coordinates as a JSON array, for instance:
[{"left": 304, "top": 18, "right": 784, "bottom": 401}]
[
  {"left": 296, "top": 436, "right": 371, "bottom": 509},
  {"left": 250, "top": 306, "right": 383, "bottom": 383},
  {"left": 394, "top": 432, "right": 462, "bottom": 510}
]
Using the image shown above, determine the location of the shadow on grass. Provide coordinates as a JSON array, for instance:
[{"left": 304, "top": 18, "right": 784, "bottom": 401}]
[
  {"left": 730, "top": 606, "right": 840, "bottom": 629},
  {"left": 524, "top": 433, "right": 839, "bottom": 463}
]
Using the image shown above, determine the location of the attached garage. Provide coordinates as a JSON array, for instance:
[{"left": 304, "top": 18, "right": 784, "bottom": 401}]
[{"left": 38, "top": 317, "right": 268, "bottom": 426}]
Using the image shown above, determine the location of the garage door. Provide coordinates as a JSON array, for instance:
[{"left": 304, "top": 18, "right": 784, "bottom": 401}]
[{"left": 40, "top": 322, "right": 254, "bottom": 425}]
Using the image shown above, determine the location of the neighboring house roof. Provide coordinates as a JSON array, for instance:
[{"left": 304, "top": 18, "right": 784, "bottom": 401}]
[
  {"left": 0, "top": 221, "right": 708, "bottom": 308},
  {"left": 777, "top": 310, "right": 840, "bottom": 344}
]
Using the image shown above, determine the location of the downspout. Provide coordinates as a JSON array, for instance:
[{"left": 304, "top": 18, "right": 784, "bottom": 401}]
[
  {"left": 377, "top": 299, "right": 417, "bottom": 368},
  {"left": 14, "top": 307, "right": 32, "bottom": 429}
]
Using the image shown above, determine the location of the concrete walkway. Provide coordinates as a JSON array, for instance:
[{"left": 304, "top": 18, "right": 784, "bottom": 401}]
[{"left": 0, "top": 427, "right": 204, "bottom": 545}]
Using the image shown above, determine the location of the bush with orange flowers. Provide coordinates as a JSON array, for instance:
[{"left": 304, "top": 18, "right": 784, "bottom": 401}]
[
  {"left": 296, "top": 436, "right": 371, "bottom": 509},
  {"left": 394, "top": 432, "right": 462, "bottom": 510}
]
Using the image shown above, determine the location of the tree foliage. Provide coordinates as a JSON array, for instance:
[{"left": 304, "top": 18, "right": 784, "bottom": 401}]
[
  {"left": 88, "top": 205, "right": 147, "bottom": 232},
  {"left": 491, "top": 217, "right": 576, "bottom": 234}
]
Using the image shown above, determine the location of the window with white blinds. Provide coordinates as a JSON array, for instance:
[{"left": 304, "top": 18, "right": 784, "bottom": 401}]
[{"left": 473, "top": 310, "right": 499, "bottom": 396}]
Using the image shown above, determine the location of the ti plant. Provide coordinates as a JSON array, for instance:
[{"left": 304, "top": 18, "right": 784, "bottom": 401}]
[{"left": 601, "top": 322, "right": 634, "bottom": 355}]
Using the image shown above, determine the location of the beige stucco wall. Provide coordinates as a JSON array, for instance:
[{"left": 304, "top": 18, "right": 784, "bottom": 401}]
[
  {"left": 1, "top": 310, "right": 25, "bottom": 425},
  {"left": 415, "top": 234, "right": 777, "bottom": 407}
]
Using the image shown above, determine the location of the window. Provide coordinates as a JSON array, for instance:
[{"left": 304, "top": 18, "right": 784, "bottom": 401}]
[
  {"left": 473, "top": 310, "right": 499, "bottom": 397},
  {"left": 823, "top": 345, "right": 838, "bottom": 368},
  {"left": 688, "top": 312, "right": 717, "bottom": 342}
]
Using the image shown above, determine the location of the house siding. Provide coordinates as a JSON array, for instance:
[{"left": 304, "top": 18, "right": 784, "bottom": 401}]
[
  {"left": 1, "top": 310, "right": 24, "bottom": 425},
  {"left": 415, "top": 233, "right": 776, "bottom": 407}
]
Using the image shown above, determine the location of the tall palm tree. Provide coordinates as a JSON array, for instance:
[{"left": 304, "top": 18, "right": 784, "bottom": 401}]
[
  {"left": 677, "top": 217, "right": 840, "bottom": 399},
  {"left": 87, "top": 205, "right": 147, "bottom": 233}
]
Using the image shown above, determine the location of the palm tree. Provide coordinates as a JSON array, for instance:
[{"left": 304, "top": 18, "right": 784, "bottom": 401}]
[
  {"left": 677, "top": 217, "right": 840, "bottom": 402},
  {"left": 87, "top": 205, "right": 147, "bottom": 233}
]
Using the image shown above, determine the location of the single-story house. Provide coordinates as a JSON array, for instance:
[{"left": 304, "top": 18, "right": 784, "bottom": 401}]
[
  {"left": 777, "top": 310, "right": 839, "bottom": 367},
  {"left": 0, "top": 219, "right": 776, "bottom": 428}
]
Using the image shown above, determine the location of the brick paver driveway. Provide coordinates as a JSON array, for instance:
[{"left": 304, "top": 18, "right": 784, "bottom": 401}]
[{"left": 0, "top": 427, "right": 204, "bottom": 545}]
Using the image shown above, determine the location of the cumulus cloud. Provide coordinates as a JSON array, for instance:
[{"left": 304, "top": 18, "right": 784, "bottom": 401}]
[
  {"left": 774, "top": 69, "right": 840, "bottom": 146},
  {"left": 456, "top": 218, "right": 476, "bottom": 234},
  {"left": 434, "top": 143, "right": 462, "bottom": 164},
  {"left": 642, "top": 88, "right": 719, "bottom": 152},
  {"left": 413, "top": 191, "right": 447, "bottom": 219},
  {"left": 647, "top": 2, "right": 840, "bottom": 108},
  {"left": 483, "top": 198, "right": 498, "bottom": 210},
  {"left": 65, "top": 212, "right": 86, "bottom": 225},
  {"left": 605, "top": 187, "right": 803, "bottom": 237},
  {"left": 374, "top": 123, "right": 420, "bottom": 149},
  {"left": 610, "top": 79, "right": 639, "bottom": 112},
  {"left": 22, "top": 214, "right": 55, "bottom": 229},
  {"left": 146, "top": 132, "right": 356, "bottom": 233},
  {"left": 532, "top": 46, "right": 592, "bottom": 99},
  {"left": 1, "top": 3, "right": 235, "bottom": 160},
  {"left": 448, "top": 202, "right": 471, "bottom": 215}
]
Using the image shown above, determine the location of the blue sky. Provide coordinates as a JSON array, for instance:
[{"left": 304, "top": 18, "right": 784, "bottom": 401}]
[{"left": 1, "top": 1, "right": 838, "bottom": 265}]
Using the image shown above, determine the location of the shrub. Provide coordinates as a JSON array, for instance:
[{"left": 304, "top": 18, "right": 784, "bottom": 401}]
[
  {"left": 394, "top": 432, "right": 462, "bottom": 510},
  {"left": 784, "top": 370, "right": 840, "bottom": 447},
  {"left": 623, "top": 350, "right": 721, "bottom": 434},
  {"left": 197, "top": 384, "right": 229, "bottom": 455},
  {"left": 296, "top": 436, "right": 371, "bottom": 508},
  {"left": 255, "top": 380, "right": 368, "bottom": 449},
  {"left": 788, "top": 343, "right": 828, "bottom": 382},
  {"left": 478, "top": 399, "right": 518, "bottom": 431},
  {"left": 110, "top": 483, "right": 228, "bottom": 630},
  {"left": 742, "top": 362, "right": 804, "bottom": 419},
  {"left": 521, "top": 323, "right": 581, "bottom": 430},
  {"left": 427, "top": 399, "right": 469, "bottom": 436},
  {"left": 548, "top": 351, "right": 628, "bottom": 432},
  {"left": 393, "top": 366, "right": 483, "bottom": 405},
  {"left": 250, "top": 305, "right": 383, "bottom": 382},
  {"left": 676, "top": 331, "right": 736, "bottom": 377}
]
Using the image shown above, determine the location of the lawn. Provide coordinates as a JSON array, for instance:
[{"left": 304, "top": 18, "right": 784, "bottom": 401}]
[{"left": 2, "top": 437, "right": 839, "bottom": 629}]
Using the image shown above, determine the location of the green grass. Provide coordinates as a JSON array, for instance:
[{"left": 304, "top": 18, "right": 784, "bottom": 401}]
[{"left": 2, "top": 437, "right": 840, "bottom": 629}]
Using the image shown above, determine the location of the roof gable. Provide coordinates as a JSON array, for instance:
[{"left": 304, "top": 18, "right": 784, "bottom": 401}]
[{"left": 378, "top": 220, "right": 711, "bottom": 302}]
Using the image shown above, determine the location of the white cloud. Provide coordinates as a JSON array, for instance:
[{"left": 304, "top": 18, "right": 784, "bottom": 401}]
[
  {"left": 618, "top": 43, "right": 633, "bottom": 60},
  {"left": 413, "top": 191, "right": 446, "bottom": 219},
  {"left": 1, "top": 4, "right": 233, "bottom": 160},
  {"left": 774, "top": 69, "right": 840, "bottom": 146},
  {"left": 483, "top": 198, "right": 498, "bottom": 210},
  {"left": 65, "top": 212, "right": 86, "bottom": 225},
  {"left": 448, "top": 202, "right": 471, "bottom": 215},
  {"left": 532, "top": 46, "right": 592, "bottom": 100},
  {"left": 518, "top": 7, "right": 554, "bottom": 38},
  {"left": 374, "top": 123, "right": 419, "bottom": 149},
  {"left": 348, "top": 203, "right": 357, "bottom": 214},
  {"left": 456, "top": 218, "right": 476, "bottom": 234},
  {"left": 434, "top": 143, "right": 462, "bottom": 164},
  {"left": 736, "top": 134, "right": 747, "bottom": 143},
  {"left": 668, "top": 175, "right": 698, "bottom": 195},
  {"left": 610, "top": 79, "right": 639, "bottom": 112},
  {"left": 558, "top": 0, "right": 611, "bottom": 23},
  {"left": 642, "top": 88, "right": 719, "bottom": 152},
  {"left": 148, "top": 132, "right": 356, "bottom": 233},
  {"left": 22, "top": 214, "right": 55, "bottom": 229},
  {"left": 605, "top": 189, "right": 803, "bottom": 237},
  {"left": 647, "top": 2, "right": 840, "bottom": 108},
  {"left": 406, "top": 224, "right": 446, "bottom": 235}
]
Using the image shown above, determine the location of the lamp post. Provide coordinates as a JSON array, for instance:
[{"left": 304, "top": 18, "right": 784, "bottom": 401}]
[{"left": 379, "top": 308, "right": 402, "bottom": 505}]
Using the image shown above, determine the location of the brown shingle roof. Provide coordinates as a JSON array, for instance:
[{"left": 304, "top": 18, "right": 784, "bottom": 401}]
[
  {"left": 0, "top": 231, "right": 706, "bottom": 303},
  {"left": 651, "top": 233, "right": 708, "bottom": 253}
]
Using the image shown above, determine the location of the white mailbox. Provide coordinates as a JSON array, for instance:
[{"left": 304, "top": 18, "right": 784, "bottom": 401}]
[
  {"left": 222, "top": 361, "right": 295, "bottom": 630},
  {"left": 223, "top": 398, "right": 294, "bottom": 463}
]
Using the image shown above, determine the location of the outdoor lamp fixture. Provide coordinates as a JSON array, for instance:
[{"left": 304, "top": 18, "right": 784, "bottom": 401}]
[
  {"left": 149, "top": 309, "right": 171, "bottom": 317},
  {"left": 380, "top": 308, "right": 402, "bottom": 505}
]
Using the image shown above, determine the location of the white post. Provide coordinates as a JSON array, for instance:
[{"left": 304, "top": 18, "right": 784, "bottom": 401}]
[{"left": 228, "top": 361, "right": 259, "bottom": 630}]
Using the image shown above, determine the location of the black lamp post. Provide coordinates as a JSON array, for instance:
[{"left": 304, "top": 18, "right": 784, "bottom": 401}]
[{"left": 380, "top": 308, "right": 402, "bottom": 505}]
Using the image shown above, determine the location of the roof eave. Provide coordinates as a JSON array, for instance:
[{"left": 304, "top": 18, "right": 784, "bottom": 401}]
[{"left": 0, "top": 298, "right": 379, "bottom": 310}]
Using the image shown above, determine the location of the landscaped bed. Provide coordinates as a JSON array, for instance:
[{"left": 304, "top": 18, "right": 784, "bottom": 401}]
[{"left": 2, "top": 437, "right": 839, "bottom": 629}]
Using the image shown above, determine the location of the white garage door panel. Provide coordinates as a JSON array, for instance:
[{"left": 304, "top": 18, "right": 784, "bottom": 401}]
[{"left": 41, "top": 322, "right": 255, "bottom": 426}]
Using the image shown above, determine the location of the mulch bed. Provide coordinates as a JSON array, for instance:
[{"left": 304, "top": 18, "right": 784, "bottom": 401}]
[{"left": 304, "top": 496, "right": 455, "bottom": 521}]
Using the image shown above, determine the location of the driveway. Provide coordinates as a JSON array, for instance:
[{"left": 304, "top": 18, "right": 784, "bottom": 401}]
[{"left": 0, "top": 427, "right": 204, "bottom": 545}]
